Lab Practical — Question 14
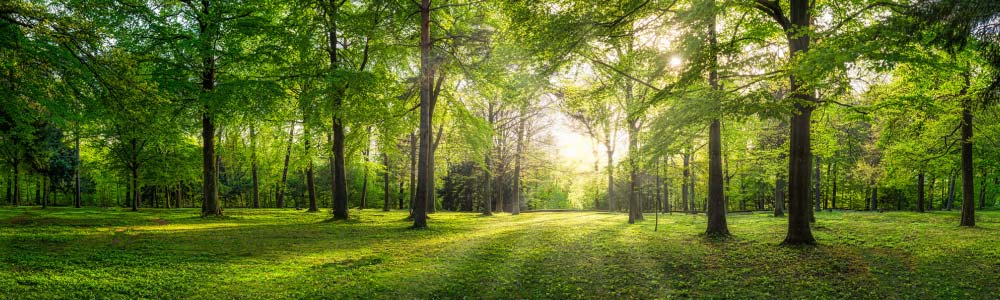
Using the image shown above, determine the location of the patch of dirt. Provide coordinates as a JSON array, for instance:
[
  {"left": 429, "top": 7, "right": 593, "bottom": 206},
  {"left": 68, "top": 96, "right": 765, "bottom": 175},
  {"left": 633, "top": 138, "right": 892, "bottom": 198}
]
[{"left": 152, "top": 218, "right": 170, "bottom": 225}]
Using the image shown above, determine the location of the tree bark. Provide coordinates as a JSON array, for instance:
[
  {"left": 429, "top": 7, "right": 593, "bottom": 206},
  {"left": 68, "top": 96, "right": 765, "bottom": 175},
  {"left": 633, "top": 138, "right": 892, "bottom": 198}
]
[
  {"left": 705, "top": 1, "right": 728, "bottom": 235},
  {"left": 979, "top": 174, "right": 987, "bottom": 209},
  {"left": 814, "top": 156, "right": 821, "bottom": 212},
  {"left": 383, "top": 152, "right": 391, "bottom": 212},
  {"left": 412, "top": 0, "right": 433, "bottom": 228},
  {"left": 409, "top": 132, "right": 417, "bottom": 213},
  {"left": 198, "top": 0, "right": 221, "bottom": 217},
  {"left": 918, "top": 172, "right": 925, "bottom": 212},
  {"left": 41, "top": 176, "right": 47, "bottom": 209},
  {"left": 831, "top": 162, "right": 838, "bottom": 210},
  {"left": 74, "top": 130, "right": 81, "bottom": 208},
  {"left": 781, "top": 0, "right": 816, "bottom": 245},
  {"left": 131, "top": 167, "right": 139, "bottom": 211},
  {"left": 960, "top": 97, "right": 975, "bottom": 226},
  {"left": 871, "top": 184, "right": 879, "bottom": 211},
  {"left": 947, "top": 172, "right": 956, "bottom": 210},
  {"left": 278, "top": 124, "right": 295, "bottom": 209},
  {"left": 682, "top": 151, "right": 690, "bottom": 213},
  {"left": 512, "top": 108, "right": 525, "bottom": 216},
  {"left": 775, "top": 176, "right": 785, "bottom": 217},
  {"left": 360, "top": 127, "right": 373, "bottom": 210},
  {"left": 627, "top": 122, "right": 643, "bottom": 223},
  {"left": 607, "top": 148, "right": 615, "bottom": 213},
  {"left": 251, "top": 125, "right": 260, "bottom": 209},
  {"left": 707, "top": 120, "right": 728, "bottom": 235}
]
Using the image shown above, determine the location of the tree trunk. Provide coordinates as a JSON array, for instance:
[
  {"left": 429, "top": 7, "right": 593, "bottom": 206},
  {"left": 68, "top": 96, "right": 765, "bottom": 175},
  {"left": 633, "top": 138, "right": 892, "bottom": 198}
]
[
  {"left": 74, "top": 130, "right": 81, "bottom": 208},
  {"left": 199, "top": 0, "right": 221, "bottom": 216},
  {"left": 704, "top": 0, "right": 728, "bottom": 234},
  {"left": 306, "top": 145, "right": 317, "bottom": 212},
  {"left": 131, "top": 168, "right": 139, "bottom": 212},
  {"left": 409, "top": 132, "right": 417, "bottom": 212},
  {"left": 960, "top": 97, "right": 975, "bottom": 226},
  {"left": 947, "top": 172, "right": 956, "bottom": 210},
  {"left": 383, "top": 153, "right": 391, "bottom": 212},
  {"left": 871, "top": 184, "right": 879, "bottom": 211},
  {"left": 627, "top": 123, "right": 643, "bottom": 223},
  {"left": 398, "top": 180, "right": 405, "bottom": 209},
  {"left": 324, "top": 0, "right": 349, "bottom": 220},
  {"left": 831, "top": 162, "right": 838, "bottom": 210},
  {"left": 775, "top": 176, "right": 785, "bottom": 217},
  {"left": 979, "top": 174, "right": 987, "bottom": 209},
  {"left": 41, "top": 176, "right": 47, "bottom": 209},
  {"left": 251, "top": 125, "right": 260, "bottom": 209},
  {"left": 512, "top": 109, "right": 525, "bottom": 216},
  {"left": 781, "top": 0, "right": 816, "bottom": 245},
  {"left": 928, "top": 176, "right": 935, "bottom": 210},
  {"left": 360, "top": 127, "right": 373, "bottom": 210},
  {"left": 707, "top": 119, "right": 728, "bottom": 235},
  {"left": 278, "top": 124, "right": 295, "bottom": 209},
  {"left": 483, "top": 154, "right": 494, "bottom": 216},
  {"left": 682, "top": 151, "right": 690, "bottom": 213},
  {"left": 412, "top": 0, "right": 433, "bottom": 228},
  {"left": 918, "top": 172, "right": 925, "bottom": 212},
  {"left": 814, "top": 156, "right": 821, "bottom": 212},
  {"left": 607, "top": 148, "right": 615, "bottom": 213}
]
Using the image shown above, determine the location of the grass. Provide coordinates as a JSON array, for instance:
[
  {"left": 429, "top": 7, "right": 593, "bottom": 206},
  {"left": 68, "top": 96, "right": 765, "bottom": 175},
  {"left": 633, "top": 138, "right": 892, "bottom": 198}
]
[{"left": 2, "top": 208, "right": 999, "bottom": 299}]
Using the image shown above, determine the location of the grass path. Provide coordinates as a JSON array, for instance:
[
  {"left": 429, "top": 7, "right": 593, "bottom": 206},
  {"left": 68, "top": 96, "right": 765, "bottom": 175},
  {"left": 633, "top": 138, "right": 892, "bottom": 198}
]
[{"left": 2, "top": 208, "right": 999, "bottom": 299}]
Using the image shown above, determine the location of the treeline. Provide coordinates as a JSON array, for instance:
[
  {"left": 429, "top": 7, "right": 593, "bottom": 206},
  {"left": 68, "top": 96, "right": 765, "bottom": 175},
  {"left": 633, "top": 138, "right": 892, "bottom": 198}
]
[{"left": 2, "top": 0, "right": 1000, "bottom": 243}]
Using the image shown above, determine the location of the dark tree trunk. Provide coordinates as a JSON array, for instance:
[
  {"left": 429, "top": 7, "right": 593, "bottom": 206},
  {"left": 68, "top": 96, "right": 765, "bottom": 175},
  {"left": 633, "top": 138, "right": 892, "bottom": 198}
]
[
  {"left": 13, "top": 164, "right": 19, "bottom": 206},
  {"left": 781, "top": 0, "right": 816, "bottom": 245},
  {"left": 398, "top": 180, "right": 405, "bottom": 209},
  {"left": 383, "top": 153, "right": 391, "bottom": 212},
  {"left": 74, "top": 131, "right": 81, "bottom": 208},
  {"left": 5, "top": 174, "right": 10, "bottom": 206},
  {"left": 306, "top": 140, "right": 317, "bottom": 212},
  {"left": 412, "top": 0, "right": 433, "bottom": 228},
  {"left": 607, "top": 148, "right": 615, "bottom": 213},
  {"left": 870, "top": 183, "right": 879, "bottom": 211},
  {"left": 483, "top": 154, "right": 494, "bottom": 216},
  {"left": 656, "top": 159, "right": 662, "bottom": 213},
  {"left": 928, "top": 176, "right": 935, "bottom": 210},
  {"left": 627, "top": 122, "right": 643, "bottom": 223},
  {"left": 251, "top": 125, "right": 260, "bottom": 209},
  {"left": 682, "top": 151, "right": 690, "bottom": 213},
  {"left": 705, "top": 0, "right": 728, "bottom": 235},
  {"left": 512, "top": 109, "right": 525, "bottom": 216},
  {"left": 814, "top": 156, "right": 821, "bottom": 212},
  {"left": 947, "top": 172, "right": 956, "bottom": 210},
  {"left": 198, "top": 0, "right": 221, "bottom": 216},
  {"left": 323, "top": 0, "right": 349, "bottom": 220},
  {"left": 131, "top": 168, "right": 139, "bottom": 212},
  {"left": 960, "top": 99, "right": 975, "bottom": 226},
  {"left": 979, "top": 174, "right": 987, "bottom": 209},
  {"left": 775, "top": 177, "right": 785, "bottom": 217},
  {"left": 360, "top": 127, "right": 372, "bottom": 210},
  {"left": 918, "top": 172, "right": 925, "bottom": 212},
  {"left": 41, "top": 177, "right": 47, "bottom": 209},
  {"left": 277, "top": 124, "right": 295, "bottom": 209},
  {"left": 409, "top": 132, "right": 417, "bottom": 212},
  {"left": 707, "top": 119, "right": 728, "bottom": 235},
  {"left": 831, "top": 162, "right": 838, "bottom": 210}
]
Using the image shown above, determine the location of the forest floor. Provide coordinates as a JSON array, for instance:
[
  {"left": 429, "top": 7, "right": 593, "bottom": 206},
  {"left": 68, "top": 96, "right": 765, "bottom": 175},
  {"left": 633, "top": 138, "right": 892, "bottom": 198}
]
[{"left": 2, "top": 208, "right": 999, "bottom": 299}]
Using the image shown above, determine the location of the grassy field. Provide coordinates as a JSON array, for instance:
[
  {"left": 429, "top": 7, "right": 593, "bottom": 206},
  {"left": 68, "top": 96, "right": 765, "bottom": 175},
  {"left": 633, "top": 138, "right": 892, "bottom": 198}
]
[{"left": 2, "top": 208, "right": 999, "bottom": 300}]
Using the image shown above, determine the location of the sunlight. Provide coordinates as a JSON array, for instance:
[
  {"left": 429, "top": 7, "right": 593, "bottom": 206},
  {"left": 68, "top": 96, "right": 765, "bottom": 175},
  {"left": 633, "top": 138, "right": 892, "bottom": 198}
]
[{"left": 669, "top": 56, "right": 683, "bottom": 68}]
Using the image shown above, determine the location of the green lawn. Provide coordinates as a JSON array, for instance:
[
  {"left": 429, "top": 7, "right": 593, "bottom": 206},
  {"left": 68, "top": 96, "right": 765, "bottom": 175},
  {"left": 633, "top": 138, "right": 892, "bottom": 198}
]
[{"left": 2, "top": 208, "right": 999, "bottom": 299}]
